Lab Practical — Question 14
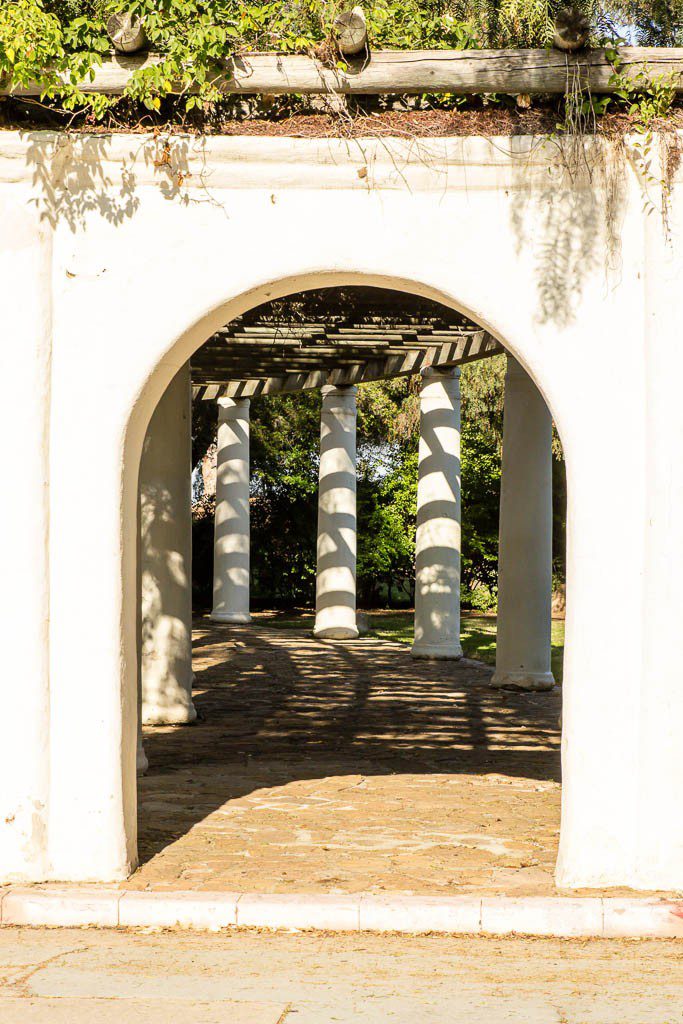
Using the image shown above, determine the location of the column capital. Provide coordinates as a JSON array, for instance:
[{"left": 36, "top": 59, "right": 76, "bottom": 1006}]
[
  {"left": 419, "top": 366, "right": 461, "bottom": 403},
  {"left": 320, "top": 385, "right": 358, "bottom": 418},
  {"left": 420, "top": 365, "right": 461, "bottom": 381},
  {"left": 217, "top": 396, "right": 250, "bottom": 416},
  {"left": 321, "top": 384, "right": 357, "bottom": 399}
]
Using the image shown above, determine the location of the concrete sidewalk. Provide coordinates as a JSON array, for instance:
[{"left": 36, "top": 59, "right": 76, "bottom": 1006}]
[{"left": 0, "top": 927, "right": 681, "bottom": 1023}]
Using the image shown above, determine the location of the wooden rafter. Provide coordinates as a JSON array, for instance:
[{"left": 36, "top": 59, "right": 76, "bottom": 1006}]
[
  {"left": 192, "top": 330, "right": 503, "bottom": 400},
  {"left": 190, "top": 287, "right": 504, "bottom": 400}
]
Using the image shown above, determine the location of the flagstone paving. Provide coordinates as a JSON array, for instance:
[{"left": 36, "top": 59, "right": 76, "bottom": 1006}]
[{"left": 128, "top": 613, "right": 567, "bottom": 896}]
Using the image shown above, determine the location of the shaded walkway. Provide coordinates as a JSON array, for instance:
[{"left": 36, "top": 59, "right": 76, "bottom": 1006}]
[{"left": 131, "top": 615, "right": 562, "bottom": 895}]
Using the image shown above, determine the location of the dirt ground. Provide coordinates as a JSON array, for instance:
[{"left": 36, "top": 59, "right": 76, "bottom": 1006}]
[
  {"left": 1, "top": 927, "right": 682, "bottom": 1024},
  {"left": 130, "top": 614, "right": 566, "bottom": 896},
  {"left": 9, "top": 101, "right": 683, "bottom": 142}
]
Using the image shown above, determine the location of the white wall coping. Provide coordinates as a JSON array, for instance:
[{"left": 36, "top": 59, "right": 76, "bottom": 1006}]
[
  {"left": 1, "top": 887, "right": 682, "bottom": 938},
  {"left": 2, "top": 129, "right": 680, "bottom": 193}
]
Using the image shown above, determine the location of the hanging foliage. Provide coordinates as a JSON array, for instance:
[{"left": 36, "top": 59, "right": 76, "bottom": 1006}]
[{"left": 0, "top": 0, "right": 658, "bottom": 120}]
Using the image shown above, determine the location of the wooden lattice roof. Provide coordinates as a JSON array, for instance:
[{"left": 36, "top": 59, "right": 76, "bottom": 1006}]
[{"left": 191, "top": 287, "right": 502, "bottom": 399}]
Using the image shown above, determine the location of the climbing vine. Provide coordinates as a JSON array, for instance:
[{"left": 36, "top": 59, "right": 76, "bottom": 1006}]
[
  {"left": 0, "top": 0, "right": 485, "bottom": 116},
  {"left": 553, "top": 42, "right": 680, "bottom": 237},
  {"left": 1, "top": 0, "right": 682, "bottom": 137}
]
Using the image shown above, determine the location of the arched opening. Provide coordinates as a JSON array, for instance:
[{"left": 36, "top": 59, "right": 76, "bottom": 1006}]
[
  {"left": 129, "top": 279, "right": 566, "bottom": 898},
  {"left": 11, "top": 131, "right": 674, "bottom": 895}
]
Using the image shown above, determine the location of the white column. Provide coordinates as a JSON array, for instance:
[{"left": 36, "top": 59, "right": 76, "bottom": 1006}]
[
  {"left": 412, "top": 368, "right": 463, "bottom": 659},
  {"left": 211, "top": 397, "right": 251, "bottom": 623},
  {"left": 314, "top": 385, "right": 359, "bottom": 640},
  {"left": 136, "top": 517, "right": 148, "bottom": 776},
  {"left": 140, "top": 364, "right": 197, "bottom": 725},
  {"left": 492, "top": 355, "right": 555, "bottom": 691}
]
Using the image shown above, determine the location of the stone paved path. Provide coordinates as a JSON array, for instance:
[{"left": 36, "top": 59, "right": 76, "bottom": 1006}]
[
  {"left": 1, "top": 928, "right": 682, "bottom": 1023},
  {"left": 129, "top": 614, "right": 566, "bottom": 895}
]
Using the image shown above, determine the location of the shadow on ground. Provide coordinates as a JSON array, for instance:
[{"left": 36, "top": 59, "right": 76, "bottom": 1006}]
[{"left": 134, "top": 614, "right": 562, "bottom": 894}]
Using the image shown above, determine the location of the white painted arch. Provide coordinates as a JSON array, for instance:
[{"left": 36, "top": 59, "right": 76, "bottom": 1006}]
[{"left": 1, "top": 131, "right": 681, "bottom": 892}]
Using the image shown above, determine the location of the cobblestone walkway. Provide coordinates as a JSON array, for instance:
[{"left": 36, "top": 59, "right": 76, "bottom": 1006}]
[{"left": 129, "top": 614, "right": 563, "bottom": 896}]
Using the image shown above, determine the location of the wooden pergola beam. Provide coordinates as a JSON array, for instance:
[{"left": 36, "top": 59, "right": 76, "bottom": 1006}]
[
  {"left": 6, "top": 48, "right": 683, "bottom": 98},
  {"left": 201, "top": 327, "right": 483, "bottom": 354},
  {"left": 193, "top": 327, "right": 490, "bottom": 381},
  {"left": 192, "top": 331, "right": 503, "bottom": 399}
]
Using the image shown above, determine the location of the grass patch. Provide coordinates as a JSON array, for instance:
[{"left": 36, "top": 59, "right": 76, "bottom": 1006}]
[
  {"left": 254, "top": 608, "right": 565, "bottom": 683},
  {"left": 367, "top": 610, "right": 565, "bottom": 682}
]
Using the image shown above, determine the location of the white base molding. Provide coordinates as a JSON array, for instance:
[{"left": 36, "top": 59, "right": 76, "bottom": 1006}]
[
  {"left": 141, "top": 702, "right": 197, "bottom": 726},
  {"left": 313, "top": 627, "right": 360, "bottom": 640},
  {"left": 210, "top": 612, "right": 252, "bottom": 624},
  {"left": 411, "top": 643, "right": 464, "bottom": 660},
  {"left": 490, "top": 670, "right": 556, "bottom": 692},
  {"left": 2, "top": 888, "right": 683, "bottom": 938}
]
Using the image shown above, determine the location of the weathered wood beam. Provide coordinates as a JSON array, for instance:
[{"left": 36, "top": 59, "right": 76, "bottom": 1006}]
[
  {"left": 193, "top": 347, "right": 436, "bottom": 380},
  {"left": 6, "top": 48, "right": 683, "bottom": 98},
  {"left": 193, "top": 331, "right": 503, "bottom": 398},
  {"left": 194, "top": 353, "right": 406, "bottom": 372},
  {"left": 193, "top": 346, "right": 429, "bottom": 369},
  {"left": 201, "top": 328, "right": 480, "bottom": 356},
  {"left": 210, "top": 338, "right": 420, "bottom": 350},
  {"left": 199, "top": 342, "right": 410, "bottom": 356}
]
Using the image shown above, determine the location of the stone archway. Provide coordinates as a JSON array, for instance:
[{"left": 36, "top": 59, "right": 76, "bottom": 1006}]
[{"left": 2, "top": 131, "right": 674, "bottom": 892}]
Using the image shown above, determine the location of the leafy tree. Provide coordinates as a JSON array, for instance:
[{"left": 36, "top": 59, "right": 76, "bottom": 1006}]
[
  {"left": 356, "top": 379, "right": 420, "bottom": 607},
  {"left": 602, "top": 1, "right": 683, "bottom": 43},
  {"left": 357, "top": 448, "right": 418, "bottom": 607},
  {"left": 460, "top": 359, "right": 504, "bottom": 603},
  {"left": 248, "top": 390, "right": 321, "bottom": 606},
  {"left": 449, "top": 0, "right": 600, "bottom": 46},
  {"left": 193, "top": 356, "right": 567, "bottom": 612}
]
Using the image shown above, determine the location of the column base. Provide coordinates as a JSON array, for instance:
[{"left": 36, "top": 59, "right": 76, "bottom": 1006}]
[
  {"left": 141, "top": 700, "right": 197, "bottom": 726},
  {"left": 411, "top": 642, "right": 463, "bottom": 660},
  {"left": 210, "top": 611, "right": 252, "bottom": 624},
  {"left": 490, "top": 670, "right": 555, "bottom": 692},
  {"left": 313, "top": 624, "right": 360, "bottom": 640}
]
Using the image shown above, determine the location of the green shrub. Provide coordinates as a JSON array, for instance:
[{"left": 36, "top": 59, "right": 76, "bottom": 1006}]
[{"left": 0, "top": 1, "right": 642, "bottom": 121}]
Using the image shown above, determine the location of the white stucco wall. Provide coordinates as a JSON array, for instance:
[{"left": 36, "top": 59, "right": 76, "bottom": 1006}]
[
  {"left": 0, "top": 128, "right": 680, "bottom": 890},
  {"left": 0, "top": 194, "right": 52, "bottom": 881}
]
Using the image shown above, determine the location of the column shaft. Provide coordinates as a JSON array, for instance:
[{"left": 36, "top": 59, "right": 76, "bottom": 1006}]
[
  {"left": 314, "top": 386, "right": 359, "bottom": 640},
  {"left": 492, "top": 355, "right": 555, "bottom": 691},
  {"left": 412, "top": 368, "right": 463, "bottom": 659},
  {"left": 139, "top": 364, "right": 197, "bottom": 724},
  {"left": 211, "top": 398, "right": 251, "bottom": 623},
  {"left": 136, "top": 506, "right": 148, "bottom": 775}
]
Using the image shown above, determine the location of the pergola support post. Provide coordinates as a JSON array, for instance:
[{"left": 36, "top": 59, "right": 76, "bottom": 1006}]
[
  {"left": 412, "top": 367, "right": 463, "bottom": 659},
  {"left": 492, "top": 355, "right": 555, "bottom": 691},
  {"left": 139, "top": 364, "right": 197, "bottom": 725},
  {"left": 314, "top": 385, "right": 359, "bottom": 640},
  {"left": 211, "top": 397, "right": 251, "bottom": 624}
]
